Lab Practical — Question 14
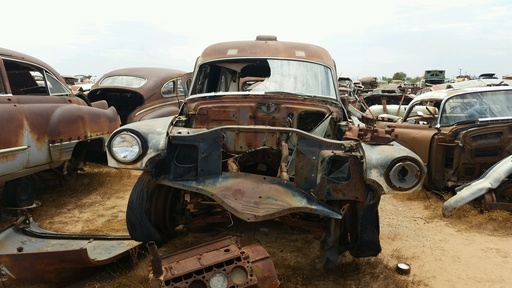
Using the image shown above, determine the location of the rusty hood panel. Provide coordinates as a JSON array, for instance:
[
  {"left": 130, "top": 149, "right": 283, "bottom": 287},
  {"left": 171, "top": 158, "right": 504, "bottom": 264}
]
[
  {"left": 0, "top": 212, "right": 140, "bottom": 287},
  {"left": 159, "top": 172, "right": 343, "bottom": 222}
]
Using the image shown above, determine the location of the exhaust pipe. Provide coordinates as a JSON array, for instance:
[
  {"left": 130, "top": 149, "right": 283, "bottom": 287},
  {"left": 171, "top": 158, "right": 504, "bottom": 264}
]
[{"left": 147, "top": 241, "right": 163, "bottom": 278}]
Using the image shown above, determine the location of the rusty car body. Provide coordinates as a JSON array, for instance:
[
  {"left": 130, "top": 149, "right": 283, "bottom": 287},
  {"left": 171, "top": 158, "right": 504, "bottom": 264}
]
[
  {"left": 88, "top": 68, "right": 192, "bottom": 125},
  {"left": 0, "top": 209, "right": 140, "bottom": 287},
  {"left": 105, "top": 35, "right": 426, "bottom": 269},
  {"left": 442, "top": 154, "right": 512, "bottom": 217},
  {"left": 0, "top": 48, "right": 120, "bottom": 207},
  {"left": 375, "top": 82, "right": 512, "bottom": 193},
  {"left": 147, "top": 236, "right": 279, "bottom": 287}
]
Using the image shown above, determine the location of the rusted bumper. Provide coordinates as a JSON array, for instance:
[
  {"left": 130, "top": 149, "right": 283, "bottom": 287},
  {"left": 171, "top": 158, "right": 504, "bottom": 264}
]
[
  {"left": 442, "top": 155, "right": 512, "bottom": 217},
  {"left": 0, "top": 210, "right": 140, "bottom": 287},
  {"left": 148, "top": 236, "right": 280, "bottom": 288}
]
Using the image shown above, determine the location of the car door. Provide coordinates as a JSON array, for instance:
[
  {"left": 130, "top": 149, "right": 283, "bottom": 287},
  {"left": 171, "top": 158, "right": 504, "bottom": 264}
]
[{"left": 0, "top": 93, "right": 29, "bottom": 181}]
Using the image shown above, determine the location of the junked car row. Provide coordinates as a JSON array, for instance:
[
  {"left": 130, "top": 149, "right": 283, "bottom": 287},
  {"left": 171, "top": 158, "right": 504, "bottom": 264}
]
[{"left": 0, "top": 35, "right": 510, "bottom": 286}]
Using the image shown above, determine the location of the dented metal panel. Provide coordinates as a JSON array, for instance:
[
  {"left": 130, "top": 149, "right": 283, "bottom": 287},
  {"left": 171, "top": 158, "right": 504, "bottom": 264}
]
[{"left": 160, "top": 172, "right": 343, "bottom": 222}]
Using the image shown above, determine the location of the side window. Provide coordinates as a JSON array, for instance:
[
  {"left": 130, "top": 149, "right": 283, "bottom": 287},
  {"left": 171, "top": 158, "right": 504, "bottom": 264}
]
[
  {"left": 46, "top": 72, "right": 71, "bottom": 96},
  {"left": 162, "top": 79, "right": 176, "bottom": 97},
  {"left": 0, "top": 73, "right": 5, "bottom": 94},
  {"left": 177, "top": 78, "right": 185, "bottom": 96},
  {"left": 4, "top": 59, "right": 70, "bottom": 96}
]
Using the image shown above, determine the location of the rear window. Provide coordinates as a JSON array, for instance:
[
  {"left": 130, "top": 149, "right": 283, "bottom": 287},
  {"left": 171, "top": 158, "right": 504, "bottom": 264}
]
[{"left": 99, "top": 76, "right": 147, "bottom": 88}]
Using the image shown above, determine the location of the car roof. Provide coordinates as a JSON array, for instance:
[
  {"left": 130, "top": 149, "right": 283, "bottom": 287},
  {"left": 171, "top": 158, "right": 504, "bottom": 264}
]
[
  {"left": 195, "top": 35, "right": 336, "bottom": 69},
  {"left": 97, "top": 67, "right": 186, "bottom": 80},
  {"left": 0, "top": 47, "right": 66, "bottom": 83},
  {"left": 411, "top": 83, "right": 512, "bottom": 103},
  {"left": 91, "top": 67, "right": 187, "bottom": 92}
]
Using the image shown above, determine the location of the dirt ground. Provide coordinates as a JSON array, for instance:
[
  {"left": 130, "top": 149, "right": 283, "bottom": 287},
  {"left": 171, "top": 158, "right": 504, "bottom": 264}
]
[{"left": 5, "top": 164, "right": 512, "bottom": 288}]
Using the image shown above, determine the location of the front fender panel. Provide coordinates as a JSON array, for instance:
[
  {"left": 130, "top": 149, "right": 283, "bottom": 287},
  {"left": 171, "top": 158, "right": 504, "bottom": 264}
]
[
  {"left": 158, "top": 172, "right": 343, "bottom": 222},
  {"left": 362, "top": 142, "right": 426, "bottom": 193},
  {"left": 106, "top": 116, "right": 175, "bottom": 169}
]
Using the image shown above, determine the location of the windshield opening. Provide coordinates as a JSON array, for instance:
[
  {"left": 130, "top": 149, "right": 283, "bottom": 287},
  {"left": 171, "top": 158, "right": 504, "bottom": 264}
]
[
  {"left": 440, "top": 90, "right": 512, "bottom": 126},
  {"left": 190, "top": 59, "right": 337, "bottom": 99}
]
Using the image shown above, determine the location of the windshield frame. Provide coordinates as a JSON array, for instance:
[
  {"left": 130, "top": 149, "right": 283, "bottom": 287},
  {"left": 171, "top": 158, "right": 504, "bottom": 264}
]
[{"left": 189, "top": 58, "right": 338, "bottom": 100}]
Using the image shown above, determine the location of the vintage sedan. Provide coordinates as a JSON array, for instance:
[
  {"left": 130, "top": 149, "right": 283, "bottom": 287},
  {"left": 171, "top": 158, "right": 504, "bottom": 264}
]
[
  {"left": 106, "top": 36, "right": 426, "bottom": 269},
  {"left": 376, "top": 83, "right": 512, "bottom": 194},
  {"left": 87, "top": 68, "right": 191, "bottom": 125},
  {"left": 0, "top": 48, "right": 120, "bottom": 207}
]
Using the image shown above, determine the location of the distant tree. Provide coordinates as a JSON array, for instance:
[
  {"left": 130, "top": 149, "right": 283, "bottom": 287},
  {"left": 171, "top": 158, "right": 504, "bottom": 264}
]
[
  {"left": 407, "top": 76, "right": 422, "bottom": 84},
  {"left": 392, "top": 72, "right": 407, "bottom": 81}
]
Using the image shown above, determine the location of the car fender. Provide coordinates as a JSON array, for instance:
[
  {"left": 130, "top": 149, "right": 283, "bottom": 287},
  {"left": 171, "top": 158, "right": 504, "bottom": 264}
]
[
  {"left": 158, "top": 171, "right": 343, "bottom": 222},
  {"left": 47, "top": 105, "right": 120, "bottom": 162},
  {"left": 106, "top": 116, "right": 176, "bottom": 169},
  {"left": 128, "top": 104, "right": 182, "bottom": 124},
  {"left": 361, "top": 142, "right": 426, "bottom": 194}
]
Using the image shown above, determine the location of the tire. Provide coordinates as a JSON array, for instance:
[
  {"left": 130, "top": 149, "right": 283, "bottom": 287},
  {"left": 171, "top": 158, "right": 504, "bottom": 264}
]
[
  {"left": 126, "top": 172, "right": 181, "bottom": 244},
  {"left": 3, "top": 175, "right": 36, "bottom": 207}
]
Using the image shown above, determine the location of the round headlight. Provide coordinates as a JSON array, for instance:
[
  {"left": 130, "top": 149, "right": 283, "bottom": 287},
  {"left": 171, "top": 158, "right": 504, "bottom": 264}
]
[
  {"left": 110, "top": 131, "right": 143, "bottom": 163},
  {"left": 386, "top": 158, "right": 423, "bottom": 191},
  {"left": 209, "top": 272, "right": 229, "bottom": 288}
]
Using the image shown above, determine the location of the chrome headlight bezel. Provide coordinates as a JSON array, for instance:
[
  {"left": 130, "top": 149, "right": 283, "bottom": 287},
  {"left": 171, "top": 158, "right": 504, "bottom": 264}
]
[
  {"left": 385, "top": 156, "right": 425, "bottom": 191},
  {"left": 107, "top": 129, "right": 146, "bottom": 164}
]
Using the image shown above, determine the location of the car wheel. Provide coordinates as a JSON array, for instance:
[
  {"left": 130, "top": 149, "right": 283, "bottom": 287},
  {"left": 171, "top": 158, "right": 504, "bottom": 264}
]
[
  {"left": 3, "top": 175, "right": 36, "bottom": 208},
  {"left": 126, "top": 172, "right": 181, "bottom": 244}
]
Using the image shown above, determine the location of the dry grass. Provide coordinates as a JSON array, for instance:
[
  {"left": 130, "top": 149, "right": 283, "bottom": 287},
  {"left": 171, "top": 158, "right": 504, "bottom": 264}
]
[
  {"left": 27, "top": 164, "right": 139, "bottom": 235},
  {"left": 390, "top": 190, "right": 512, "bottom": 236}
]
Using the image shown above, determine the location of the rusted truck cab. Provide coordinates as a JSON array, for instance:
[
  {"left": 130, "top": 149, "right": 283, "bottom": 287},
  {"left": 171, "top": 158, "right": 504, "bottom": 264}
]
[
  {"left": 0, "top": 48, "right": 120, "bottom": 207},
  {"left": 106, "top": 36, "right": 426, "bottom": 270}
]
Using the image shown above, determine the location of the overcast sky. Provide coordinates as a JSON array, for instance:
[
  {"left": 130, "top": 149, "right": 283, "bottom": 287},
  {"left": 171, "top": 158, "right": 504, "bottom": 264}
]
[{"left": 4, "top": 0, "right": 511, "bottom": 81}]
